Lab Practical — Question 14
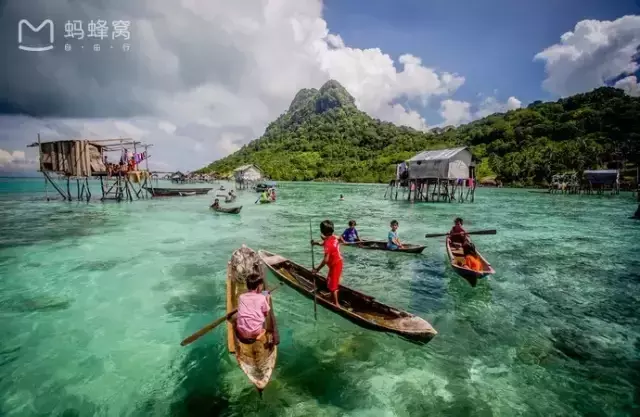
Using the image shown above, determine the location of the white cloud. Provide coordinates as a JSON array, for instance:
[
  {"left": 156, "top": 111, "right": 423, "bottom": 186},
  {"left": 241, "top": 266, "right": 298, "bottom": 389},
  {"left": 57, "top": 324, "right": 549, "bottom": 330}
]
[
  {"left": 437, "top": 95, "right": 522, "bottom": 127},
  {"left": 614, "top": 75, "right": 640, "bottom": 97},
  {"left": 0, "top": 148, "right": 37, "bottom": 171},
  {"left": 439, "top": 100, "right": 472, "bottom": 126},
  {"left": 534, "top": 15, "right": 640, "bottom": 96},
  {"left": 0, "top": 0, "right": 477, "bottom": 171}
]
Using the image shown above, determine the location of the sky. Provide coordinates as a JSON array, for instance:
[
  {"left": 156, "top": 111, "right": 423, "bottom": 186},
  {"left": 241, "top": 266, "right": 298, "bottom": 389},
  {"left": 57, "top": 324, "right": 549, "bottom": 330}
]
[{"left": 0, "top": 0, "right": 638, "bottom": 174}]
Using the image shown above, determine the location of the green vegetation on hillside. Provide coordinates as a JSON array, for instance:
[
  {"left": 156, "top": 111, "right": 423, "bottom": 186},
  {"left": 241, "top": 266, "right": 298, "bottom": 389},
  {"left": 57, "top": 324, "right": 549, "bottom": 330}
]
[{"left": 200, "top": 81, "right": 640, "bottom": 185}]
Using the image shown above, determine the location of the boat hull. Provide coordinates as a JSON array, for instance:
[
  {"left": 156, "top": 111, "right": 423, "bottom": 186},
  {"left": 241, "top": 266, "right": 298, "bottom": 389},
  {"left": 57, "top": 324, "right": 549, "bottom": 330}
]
[
  {"left": 343, "top": 240, "right": 425, "bottom": 254},
  {"left": 258, "top": 250, "right": 436, "bottom": 342},
  {"left": 144, "top": 187, "right": 212, "bottom": 197},
  {"left": 226, "top": 247, "right": 278, "bottom": 392},
  {"left": 212, "top": 206, "right": 242, "bottom": 214},
  {"left": 445, "top": 238, "right": 495, "bottom": 286}
]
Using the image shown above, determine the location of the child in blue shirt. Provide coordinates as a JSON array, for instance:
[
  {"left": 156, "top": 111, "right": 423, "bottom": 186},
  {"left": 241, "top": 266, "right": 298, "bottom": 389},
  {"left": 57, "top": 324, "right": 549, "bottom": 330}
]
[
  {"left": 387, "top": 220, "right": 404, "bottom": 250},
  {"left": 341, "top": 220, "right": 360, "bottom": 243}
]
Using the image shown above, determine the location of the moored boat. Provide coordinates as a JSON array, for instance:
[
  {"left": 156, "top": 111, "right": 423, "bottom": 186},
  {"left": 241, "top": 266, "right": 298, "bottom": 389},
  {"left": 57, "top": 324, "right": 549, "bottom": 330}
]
[
  {"left": 445, "top": 237, "right": 495, "bottom": 286},
  {"left": 144, "top": 187, "right": 212, "bottom": 197},
  {"left": 342, "top": 240, "right": 425, "bottom": 254},
  {"left": 212, "top": 205, "right": 243, "bottom": 214},
  {"left": 227, "top": 246, "right": 279, "bottom": 392},
  {"left": 258, "top": 250, "right": 437, "bottom": 342}
]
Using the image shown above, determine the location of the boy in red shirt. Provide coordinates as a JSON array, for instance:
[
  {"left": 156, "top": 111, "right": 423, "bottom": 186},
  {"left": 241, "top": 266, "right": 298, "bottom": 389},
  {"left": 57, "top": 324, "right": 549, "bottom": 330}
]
[
  {"left": 311, "top": 220, "right": 344, "bottom": 306},
  {"left": 449, "top": 217, "right": 468, "bottom": 247}
]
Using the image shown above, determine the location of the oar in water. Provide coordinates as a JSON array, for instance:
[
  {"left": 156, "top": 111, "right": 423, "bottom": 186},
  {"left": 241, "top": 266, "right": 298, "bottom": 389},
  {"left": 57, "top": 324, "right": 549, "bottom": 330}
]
[
  {"left": 180, "top": 282, "right": 284, "bottom": 347},
  {"left": 309, "top": 220, "right": 318, "bottom": 321},
  {"left": 424, "top": 229, "right": 497, "bottom": 238}
]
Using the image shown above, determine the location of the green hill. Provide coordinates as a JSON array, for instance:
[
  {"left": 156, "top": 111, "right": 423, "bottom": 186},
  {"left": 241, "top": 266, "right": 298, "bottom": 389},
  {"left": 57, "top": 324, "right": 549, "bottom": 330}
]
[{"left": 199, "top": 80, "right": 640, "bottom": 185}]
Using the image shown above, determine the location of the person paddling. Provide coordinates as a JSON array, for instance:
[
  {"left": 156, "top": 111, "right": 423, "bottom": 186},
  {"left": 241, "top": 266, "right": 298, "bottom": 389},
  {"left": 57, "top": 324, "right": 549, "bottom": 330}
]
[
  {"left": 211, "top": 198, "right": 220, "bottom": 209},
  {"left": 235, "top": 273, "right": 271, "bottom": 342},
  {"left": 311, "top": 220, "right": 344, "bottom": 306},
  {"left": 449, "top": 217, "right": 468, "bottom": 247}
]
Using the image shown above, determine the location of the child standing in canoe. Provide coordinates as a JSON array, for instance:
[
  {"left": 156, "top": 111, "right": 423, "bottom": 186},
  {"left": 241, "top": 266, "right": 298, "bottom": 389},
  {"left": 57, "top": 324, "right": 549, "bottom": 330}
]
[
  {"left": 311, "top": 220, "right": 344, "bottom": 306},
  {"left": 235, "top": 273, "right": 271, "bottom": 342},
  {"left": 340, "top": 220, "right": 360, "bottom": 243},
  {"left": 387, "top": 220, "right": 404, "bottom": 250}
]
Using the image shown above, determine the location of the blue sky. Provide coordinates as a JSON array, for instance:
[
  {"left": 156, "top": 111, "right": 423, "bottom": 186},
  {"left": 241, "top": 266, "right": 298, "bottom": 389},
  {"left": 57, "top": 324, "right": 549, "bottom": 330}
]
[
  {"left": 0, "top": 0, "right": 638, "bottom": 172},
  {"left": 323, "top": 0, "right": 639, "bottom": 123}
]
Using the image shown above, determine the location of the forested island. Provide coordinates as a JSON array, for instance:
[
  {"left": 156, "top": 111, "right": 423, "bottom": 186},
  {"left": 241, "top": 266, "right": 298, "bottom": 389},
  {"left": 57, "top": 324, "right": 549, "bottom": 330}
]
[{"left": 199, "top": 80, "right": 639, "bottom": 185}]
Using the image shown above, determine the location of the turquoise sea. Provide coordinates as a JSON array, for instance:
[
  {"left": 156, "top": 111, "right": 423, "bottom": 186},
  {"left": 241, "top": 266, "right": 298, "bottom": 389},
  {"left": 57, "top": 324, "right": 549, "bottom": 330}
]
[{"left": 1, "top": 177, "right": 639, "bottom": 417}]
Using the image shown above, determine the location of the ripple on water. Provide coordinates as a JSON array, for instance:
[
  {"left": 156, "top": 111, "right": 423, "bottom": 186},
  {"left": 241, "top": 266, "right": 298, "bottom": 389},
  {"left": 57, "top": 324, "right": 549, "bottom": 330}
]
[{"left": 0, "top": 181, "right": 639, "bottom": 416}]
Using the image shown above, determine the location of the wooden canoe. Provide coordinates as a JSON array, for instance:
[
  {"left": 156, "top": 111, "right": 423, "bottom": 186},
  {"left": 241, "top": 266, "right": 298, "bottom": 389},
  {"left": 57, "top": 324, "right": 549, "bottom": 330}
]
[
  {"left": 144, "top": 187, "right": 212, "bottom": 197},
  {"left": 342, "top": 240, "right": 426, "bottom": 254},
  {"left": 212, "top": 205, "right": 242, "bottom": 214},
  {"left": 445, "top": 237, "right": 495, "bottom": 286},
  {"left": 226, "top": 248, "right": 279, "bottom": 392},
  {"left": 258, "top": 250, "right": 437, "bottom": 342}
]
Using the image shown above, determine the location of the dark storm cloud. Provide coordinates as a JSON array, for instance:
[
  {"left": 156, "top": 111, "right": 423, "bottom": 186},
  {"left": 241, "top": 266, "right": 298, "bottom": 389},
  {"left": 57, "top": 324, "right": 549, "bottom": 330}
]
[{"left": 0, "top": 0, "right": 248, "bottom": 118}]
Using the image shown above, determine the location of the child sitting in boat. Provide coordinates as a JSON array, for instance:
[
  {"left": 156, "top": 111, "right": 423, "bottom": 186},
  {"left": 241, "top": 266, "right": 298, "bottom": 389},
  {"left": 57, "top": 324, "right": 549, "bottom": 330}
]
[
  {"left": 340, "top": 220, "right": 360, "bottom": 243},
  {"left": 236, "top": 273, "right": 271, "bottom": 342},
  {"left": 387, "top": 220, "right": 404, "bottom": 250},
  {"left": 211, "top": 198, "right": 220, "bottom": 209},
  {"left": 311, "top": 220, "right": 344, "bottom": 306},
  {"left": 461, "top": 242, "right": 482, "bottom": 272},
  {"left": 449, "top": 217, "right": 468, "bottom": 247}
]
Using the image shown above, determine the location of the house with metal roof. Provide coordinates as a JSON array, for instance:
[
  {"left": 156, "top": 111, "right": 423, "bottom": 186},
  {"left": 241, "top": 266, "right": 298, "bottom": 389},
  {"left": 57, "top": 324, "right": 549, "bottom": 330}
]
[
  {"left": 386, "top": 147, "right": 476, "bottom": 203},
  {"left": 233, "top": 164, "right": 263, "bottom": 182},
  {"left": 407, "top": 147, "right": 473, "bottom": 180}
]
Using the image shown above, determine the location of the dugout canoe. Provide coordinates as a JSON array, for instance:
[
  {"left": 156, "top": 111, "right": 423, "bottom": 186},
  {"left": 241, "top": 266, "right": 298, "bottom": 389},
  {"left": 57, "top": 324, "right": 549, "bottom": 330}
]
[
  {"left": 342, "top": 240, "right": 426, "bottom": 254},
  {"left": 226, "top": 246, "right": 279, "bottom": 393},
  {"left": 144, "top": 187, "right": 212, "bottom": 197},
  {"left": 445, "top": 237, "right": 495, "bottom": 286},
  {"left": 212, "top": 205, "right": 243, "bottom": 214},
  {"left": 258, "top": 250, "right": 437, "bottom": 342}
]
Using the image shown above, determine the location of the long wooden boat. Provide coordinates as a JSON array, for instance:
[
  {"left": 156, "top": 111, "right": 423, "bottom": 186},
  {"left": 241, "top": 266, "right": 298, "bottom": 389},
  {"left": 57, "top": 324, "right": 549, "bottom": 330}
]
[
  {"left": 144, "top": 187, "right": 212, "bottom": 197},
  {"left": 227, "top": 246, "right": 279, "bottom": 392},
  {"left": 258, "top": 250, "right": 437, "bottom": 342},
  {"left": 445, "top": 237, "right": 495, "bottom": 286},
  {"left": 342, "top": 240, "right": 426, "bottom": 254},
  {"left": 212, "top": 205, "right": 242, "bottom": 214}
]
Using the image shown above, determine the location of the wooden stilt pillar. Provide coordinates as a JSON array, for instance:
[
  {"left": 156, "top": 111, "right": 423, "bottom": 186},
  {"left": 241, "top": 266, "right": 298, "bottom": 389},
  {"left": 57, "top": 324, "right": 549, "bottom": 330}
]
[{"left": 66, "top": 177, "right": 72, "bottom": 201}]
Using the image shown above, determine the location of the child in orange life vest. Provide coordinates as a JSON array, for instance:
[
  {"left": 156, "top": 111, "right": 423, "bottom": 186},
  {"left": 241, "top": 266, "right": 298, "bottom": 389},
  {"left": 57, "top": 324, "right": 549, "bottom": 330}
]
[
  {"left": 462, "top": 242, "right": 482, "bottom": 272},
  {"left": 311, "top": 220, "right": 344, "bottom": 306}
]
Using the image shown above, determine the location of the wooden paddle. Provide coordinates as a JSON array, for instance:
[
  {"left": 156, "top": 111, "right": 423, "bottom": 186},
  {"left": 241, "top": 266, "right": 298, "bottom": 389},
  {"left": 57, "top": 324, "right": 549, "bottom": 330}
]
[
  {"left": 180, "top": 282, "right": 283, "bottom": 347},
  {"left": 309, "top": 220, "right": 318, "bottom": 321},
  {"left": 424, "top": 229, "right": 497, "bottom": 238}
]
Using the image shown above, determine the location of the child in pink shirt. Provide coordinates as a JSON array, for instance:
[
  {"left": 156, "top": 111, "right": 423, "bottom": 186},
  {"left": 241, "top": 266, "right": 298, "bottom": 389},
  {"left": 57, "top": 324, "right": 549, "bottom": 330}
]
[{"left": 236, "top": 273, "right": 270, "bottom": 341}]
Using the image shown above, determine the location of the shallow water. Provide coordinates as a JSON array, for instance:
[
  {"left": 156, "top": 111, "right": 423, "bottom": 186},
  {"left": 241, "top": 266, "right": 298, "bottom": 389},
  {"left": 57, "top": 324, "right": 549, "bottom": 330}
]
[{"left": 1, "top": 178, "right": 639, "bottom": 417}]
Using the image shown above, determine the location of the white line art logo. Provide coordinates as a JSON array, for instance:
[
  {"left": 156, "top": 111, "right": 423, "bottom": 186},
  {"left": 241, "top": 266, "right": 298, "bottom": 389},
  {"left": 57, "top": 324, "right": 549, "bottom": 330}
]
[{"left": 18, "top": 19, "right": 55, "bottom": 51}]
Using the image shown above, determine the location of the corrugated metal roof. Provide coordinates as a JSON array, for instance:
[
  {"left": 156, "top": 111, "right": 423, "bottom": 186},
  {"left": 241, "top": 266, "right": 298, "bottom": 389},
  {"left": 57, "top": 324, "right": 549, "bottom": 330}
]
[
  {"left": 233, "top": 164, "right": 259, "bottom": 172},
  {"left": 408, "top": 147, "right": 467, "bottom": 162},
  {"left": 583, "top": 169, "right": 618, "bottom": 174}
]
